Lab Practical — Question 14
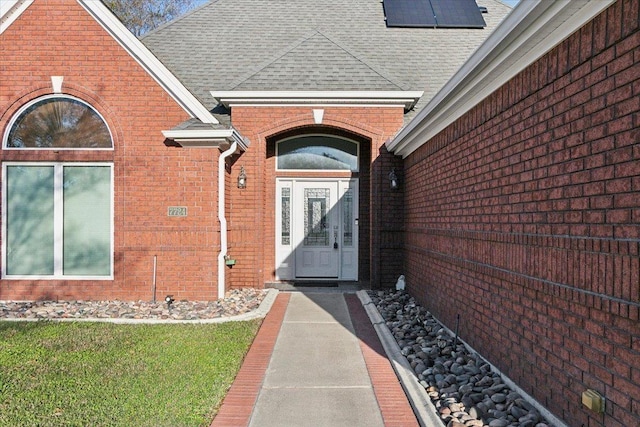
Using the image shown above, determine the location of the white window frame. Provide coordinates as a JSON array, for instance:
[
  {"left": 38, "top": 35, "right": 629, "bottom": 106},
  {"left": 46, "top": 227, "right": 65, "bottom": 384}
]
[
  {"left": 2, "top": 94, "right": 114, "bottom": 150},
  {"left": 2, "top": 162, "right": 115, "bottom": 280}
]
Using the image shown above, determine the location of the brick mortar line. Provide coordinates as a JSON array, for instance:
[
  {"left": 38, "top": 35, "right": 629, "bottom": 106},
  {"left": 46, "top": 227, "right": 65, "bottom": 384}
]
[{"left": 411, "top": 247, "right": 640, "bottom": 308}]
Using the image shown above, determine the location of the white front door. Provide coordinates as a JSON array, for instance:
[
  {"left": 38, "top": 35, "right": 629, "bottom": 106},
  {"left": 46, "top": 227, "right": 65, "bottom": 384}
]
[
  {"left": 294, "top": 181, "right": 339, "bottom": 278},
  {"left": 276, "top": 179, "right": 358, "bottom": 281}
]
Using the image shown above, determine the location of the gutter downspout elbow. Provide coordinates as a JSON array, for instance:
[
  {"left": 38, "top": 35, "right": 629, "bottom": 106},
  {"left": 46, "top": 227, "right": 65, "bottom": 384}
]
[{"left": 218, "top": 141, "right": 238, "bottom": 300}]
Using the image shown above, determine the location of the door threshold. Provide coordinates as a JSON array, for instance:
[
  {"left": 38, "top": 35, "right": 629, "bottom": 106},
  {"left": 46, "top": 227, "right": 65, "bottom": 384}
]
[
  {"left": 292, "top": 281, "right": 339, "bottom": 287},
  {"left": 266, "top": 281, "right": 362, "bottom": 292}
]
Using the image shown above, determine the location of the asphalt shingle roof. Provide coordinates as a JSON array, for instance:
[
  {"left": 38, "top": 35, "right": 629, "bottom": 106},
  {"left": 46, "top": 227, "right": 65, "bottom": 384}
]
[{"left": 142, "top": 0, "right": 512, "bottom": 125}]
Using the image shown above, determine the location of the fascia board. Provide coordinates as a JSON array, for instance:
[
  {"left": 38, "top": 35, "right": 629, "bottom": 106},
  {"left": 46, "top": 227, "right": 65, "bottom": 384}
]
[
  {"left": 162, "top": 129, "right": 249, "bottom": 151},
  {"left": 211, "top": 91, "right": 424, "bottom": 110},
  {"left": 1, "top": 0, "right": 33, "bottom": 34},
  {"left": 388, "top": 0, "right": 615, "bottom": 158},
  {"left": 78, "top": 0, "right": 218, "bottom": 125}
]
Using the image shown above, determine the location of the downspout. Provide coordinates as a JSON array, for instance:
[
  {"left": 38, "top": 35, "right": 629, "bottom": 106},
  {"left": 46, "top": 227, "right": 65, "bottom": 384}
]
[{"left": 218, "top": 141, "right": 238, "bottom": 300}]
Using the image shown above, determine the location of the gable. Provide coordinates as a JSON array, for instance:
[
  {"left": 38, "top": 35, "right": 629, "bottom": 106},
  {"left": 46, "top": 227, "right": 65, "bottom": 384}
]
[
  {"left": 230, "top": 31, "right": 405, "bottom": 91},
  {"left": 1, "top": 0, "right": 217, "bottom": 125}
]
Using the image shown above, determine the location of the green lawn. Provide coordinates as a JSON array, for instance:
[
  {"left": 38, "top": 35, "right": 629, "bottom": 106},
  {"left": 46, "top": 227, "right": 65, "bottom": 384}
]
[{"left": 0, "top": 320, "right": 261, "bottom": 427}]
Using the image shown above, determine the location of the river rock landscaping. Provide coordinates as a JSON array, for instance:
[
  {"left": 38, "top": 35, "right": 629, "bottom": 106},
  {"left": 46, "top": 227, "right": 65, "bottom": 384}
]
[
  {"left": 0, "top": 288, "right": 267, "bottom": 321},
  {"left": 369, "top": 289, "right": 552, "bottom": 427}
]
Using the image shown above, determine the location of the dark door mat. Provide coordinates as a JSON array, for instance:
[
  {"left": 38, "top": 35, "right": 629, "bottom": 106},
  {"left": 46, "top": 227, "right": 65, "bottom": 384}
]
[{"left": 293, "top": 282, "right": 339, "bottom": 287}]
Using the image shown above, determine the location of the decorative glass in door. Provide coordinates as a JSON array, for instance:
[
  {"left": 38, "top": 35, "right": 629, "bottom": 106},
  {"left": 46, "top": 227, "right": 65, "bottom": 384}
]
[
  {"left": 342, "top": 188, "right": 353, "bottom": 247},
  {"left": 303, "top": 188, "right": 330, "bottom": 246}
]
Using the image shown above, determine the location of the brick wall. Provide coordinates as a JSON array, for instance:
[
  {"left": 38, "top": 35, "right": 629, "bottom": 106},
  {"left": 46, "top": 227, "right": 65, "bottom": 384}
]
[
  {"left": 227, "top": 105, "right": 404, "bottom": 289},
  {"left": 0, "top": 0, "right": 221, "bottom": 301},
  {"left": 403, "top": 0, "right": 639, "bottom": 425}
]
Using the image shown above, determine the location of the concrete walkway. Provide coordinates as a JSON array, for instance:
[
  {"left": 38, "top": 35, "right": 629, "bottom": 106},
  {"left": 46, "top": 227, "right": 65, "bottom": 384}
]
[{"left": 211, "top": 291, "right": 419, "bottom": 427}]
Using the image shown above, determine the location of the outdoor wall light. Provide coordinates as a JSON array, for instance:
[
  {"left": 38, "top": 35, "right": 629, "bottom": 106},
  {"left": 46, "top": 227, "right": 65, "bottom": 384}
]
[
  {"left": 389, "top": 168, "right": 399, "bottom": 190},
  {"left": 165, "top": 295, "right": 174, "bottom": 310},
  {"left": 237, "top": 166, "right": 247, "bottom": 189}
]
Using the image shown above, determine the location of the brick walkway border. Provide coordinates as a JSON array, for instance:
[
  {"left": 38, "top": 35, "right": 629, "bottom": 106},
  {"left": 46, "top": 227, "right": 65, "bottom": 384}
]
[
  {"left": 210, "top": 293, "right": 290, "bottom": 427},
  {"left": 210, "top": 292, "right": 418, "bottom": 427},
  {"left": 345, "top": 293, "right": 420, "bottom": 427}
]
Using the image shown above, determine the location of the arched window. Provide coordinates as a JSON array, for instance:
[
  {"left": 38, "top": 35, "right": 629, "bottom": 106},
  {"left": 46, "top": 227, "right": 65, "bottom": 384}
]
[
  {"left": 2, "top": 95, "right": 113, "bottom": 279},
  {"left": 276, "top": 135, "right": 358, "bottom": 171},
  {"left": 4, "top": 95, "right": 112, "bottom": 149}
]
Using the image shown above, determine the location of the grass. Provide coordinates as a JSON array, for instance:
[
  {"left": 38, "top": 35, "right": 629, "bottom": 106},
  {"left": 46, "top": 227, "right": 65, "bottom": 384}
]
[{"left": 0, "top": 319, "right": 261, "bottom": 427}]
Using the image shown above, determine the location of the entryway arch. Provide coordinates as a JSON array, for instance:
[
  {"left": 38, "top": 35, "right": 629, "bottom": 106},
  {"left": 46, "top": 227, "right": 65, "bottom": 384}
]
[{"left": 269, "top": 128, "right": 369, "bottom": 283}]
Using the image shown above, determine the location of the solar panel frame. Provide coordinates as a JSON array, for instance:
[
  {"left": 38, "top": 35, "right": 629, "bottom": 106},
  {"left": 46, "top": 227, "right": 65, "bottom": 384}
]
[
  {"left": 430, "top": 0, "right": 487, "bottom": 28},
  {"left": 383, "top": 0, "right": 437, "bottom": 28},
  {"left": 383, "top": 0, "right": 486, "bottom": 29}
]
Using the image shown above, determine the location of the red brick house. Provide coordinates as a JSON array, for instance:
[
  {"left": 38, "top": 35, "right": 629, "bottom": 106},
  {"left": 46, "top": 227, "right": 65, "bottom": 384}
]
[
  {"left": 0, "top": 0, "right": 510, "bottom": 300},
  {"left": 1, "top": 0, "right": 638, "bottom": 425},
  {"left": 387, "top": 0, "right": 639, "bottom": 425}
]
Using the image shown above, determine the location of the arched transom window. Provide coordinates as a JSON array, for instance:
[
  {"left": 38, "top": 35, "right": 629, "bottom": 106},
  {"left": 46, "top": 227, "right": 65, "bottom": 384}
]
[
  {"left": 276, "top": 135, "right": 359, "bottom": 171},
  {"left": 4, "top": 95, "right": 112, "bottom": 149}
]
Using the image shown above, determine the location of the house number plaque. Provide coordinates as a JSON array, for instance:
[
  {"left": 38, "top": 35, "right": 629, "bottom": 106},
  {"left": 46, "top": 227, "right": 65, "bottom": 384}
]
[{"left": 167, "top": 206, "right": 187, "bottom": 217}]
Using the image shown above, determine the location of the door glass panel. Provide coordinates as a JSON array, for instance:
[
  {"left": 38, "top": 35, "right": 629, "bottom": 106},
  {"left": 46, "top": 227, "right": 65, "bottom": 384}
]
[
  {"left": 281, "top": 187, "right": 291, "bottom": 245},
  {"left": 303, "top": 188, "right": 330, "bottom": 246},
  {"left": 343, "top": 188, "right": 353, "bottom": 247},
  {"left": 6, "top": 166, "right": 55, "bottom": 275}
]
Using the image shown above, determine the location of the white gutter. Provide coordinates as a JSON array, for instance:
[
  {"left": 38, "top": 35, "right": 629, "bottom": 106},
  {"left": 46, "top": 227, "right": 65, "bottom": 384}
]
[
  {"left": 211, "top": 91, "right": 424, "bottom": 110},
  {"left": 217, "top": 141, "right": 238, "bottom": 300},
  {"left": 387, "top": 0, "right": 615, "bottom": 158}
]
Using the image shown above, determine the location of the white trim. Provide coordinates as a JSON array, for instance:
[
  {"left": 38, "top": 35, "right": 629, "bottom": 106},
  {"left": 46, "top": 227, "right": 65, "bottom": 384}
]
[
  {"left": 220, "top": 103, "right": 411, "bottom": 109},
  {"left": 2, "top": 0, "right": 218, "bottom": 124},
  {"left": 0, "top": 0, "right": 32, "bottom": 34},
  {"left": 161, "top": 128, "right": 249, "bottom": 150},
  {"left": 77, "top": 1, "right": 218, "bottom": 125},
  {"left": 51, "top": 76, "right": 64, "bottom": 93},
  {"left": 2, "top": 162, "right": 115, "bottom": 281},
  {"left": 211, "top": 91, "right": 424, "bottom": 110},
  {"left": 2, "top": 94, "right": 114, "bottom": 150},
  {"left": 387, "top": 0, "right": 616, "bottom": 158},
  {"left": 313, "top": 109, "right": 324, "bottom": 124}
]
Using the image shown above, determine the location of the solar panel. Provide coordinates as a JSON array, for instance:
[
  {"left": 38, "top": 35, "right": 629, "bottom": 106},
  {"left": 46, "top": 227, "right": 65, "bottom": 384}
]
[
  {"left": 384, "top": 0, "right": 437, "bottom": 28},
  {"left": 430, "top": 0, "right": 487, "bottom": 28},
  {"left": 383, "top": 0, "right": 486, "bottom": 29}
]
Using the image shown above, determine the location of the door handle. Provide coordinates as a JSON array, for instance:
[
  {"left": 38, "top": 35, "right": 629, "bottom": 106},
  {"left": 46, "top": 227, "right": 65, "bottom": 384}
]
[{"left": 333, "top": 229, "right": 338, "bottom": 249}]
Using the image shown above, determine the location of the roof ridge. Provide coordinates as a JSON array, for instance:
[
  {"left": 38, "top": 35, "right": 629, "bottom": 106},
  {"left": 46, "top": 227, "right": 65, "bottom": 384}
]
[
  {"left": 141, "top": 0, "right": 221, "bottom": 39},
  {"left": 314, "top": 28, "right": 409, "bottom": 91},
  {"left": 228, "top": 30, "right": 319, "bottom": 90},
  {"left": 230, "top": 29, "right": 406, "bottom": 91}
]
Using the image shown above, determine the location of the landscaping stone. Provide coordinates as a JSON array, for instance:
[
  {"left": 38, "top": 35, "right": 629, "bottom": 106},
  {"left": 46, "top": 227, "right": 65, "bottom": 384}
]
[
  {"left": 369, "top": 289, "right": 552, "bottom": 427},
  {"left": 0, "top": 288, "right": 267, "bottom": 321}
]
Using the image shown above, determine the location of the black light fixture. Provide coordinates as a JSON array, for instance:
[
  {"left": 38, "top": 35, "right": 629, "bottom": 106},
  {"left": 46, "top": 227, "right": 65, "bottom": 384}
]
[
  {"left": 237, "top": 166, "right": 247, "bottom": 189},
  {"left": 389, "top": 168, "right": 399, "bottom": 190},
  {"left": 165, "top": 295, "right": 174, "bottom": 310}
]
